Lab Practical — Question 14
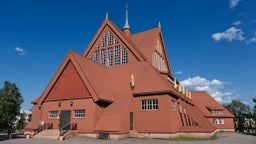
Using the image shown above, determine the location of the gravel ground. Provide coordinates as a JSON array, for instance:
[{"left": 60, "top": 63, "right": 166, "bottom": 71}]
[{"left": 0, "top": 132, "right": 255, "bottom": 144}]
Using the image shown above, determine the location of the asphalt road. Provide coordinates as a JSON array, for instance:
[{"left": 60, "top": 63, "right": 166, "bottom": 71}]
[{"left": 0, "top": 132, "right": 255, "bottom": 144}]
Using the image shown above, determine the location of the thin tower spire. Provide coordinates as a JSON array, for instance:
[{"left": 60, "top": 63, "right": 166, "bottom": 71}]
[{"left": 123, "top": 3, "right": 130, "bottom": 30}]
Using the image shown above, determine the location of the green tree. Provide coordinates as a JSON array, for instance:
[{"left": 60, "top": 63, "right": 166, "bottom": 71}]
[
  {"left": 17, "top": 112, "right": 26, "bottom": 131},
  {"left": 0, "top": 81, "right": 24, "bottom": 132},
  {"left": 224, "top": 99, "right": 251, "bottom": 132}
]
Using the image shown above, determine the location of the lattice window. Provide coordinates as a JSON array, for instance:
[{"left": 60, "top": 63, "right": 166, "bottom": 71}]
[
  {"left": 114, "top": 46, "right": 120, "bottom": 65},
  {"left": 74, "top": 109, "right": 85, "bottom": 118},
  {"left": 89, "top": 30, "right": 129, "bottom": 66},
  {"left": 108, "top": 47, "right": 113, "bottom": 66},
  {"left": 49, "top": 111, "right": 58, "bottom": 118},
  {"left": 100, "top": 49, "right": 106, "bottom": 65},
  {"left": 141, "top": 99, "right": 158, "bottom": 110},
  {"left": 122, "top": 47, "right": 128, "bottom": 64},
  {"left": 108, "top": 31, "right": 113, "bottom": 46},
  {"left": 115, "top": 38, "right": 119, "bottom": 44},
  {"left": 102, "top": 33, "right": 107, "bottom": 47},
  {"left": 94, "top": 50, "right": 99, "bottom": 63}
]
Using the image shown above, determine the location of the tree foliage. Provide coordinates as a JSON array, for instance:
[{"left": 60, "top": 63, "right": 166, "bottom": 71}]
[
  {"left": 0, "top": 81, "right": 24, "bottom": 132},
  {"left": 224, "top": 99, "right": 254, "bottom": 133}
]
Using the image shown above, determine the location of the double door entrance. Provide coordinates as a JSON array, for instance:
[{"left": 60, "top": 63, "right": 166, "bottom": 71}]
[{"left": 59, "top": 110, "right": 71, "bottom": 129}]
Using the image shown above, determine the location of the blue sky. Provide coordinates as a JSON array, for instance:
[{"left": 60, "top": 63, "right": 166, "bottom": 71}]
[{"left": 0, "top": 0, "right": 255, "bottom": 113}]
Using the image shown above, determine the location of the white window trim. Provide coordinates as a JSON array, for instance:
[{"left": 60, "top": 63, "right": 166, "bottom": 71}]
[
  {"left": 141, "top": 99, "right": 158, "bottom": 110},
  {"left": 74, "top": 109, "right": 85, "bottom": 118},
  {"left": 48, "top": 111, "right": 59, "bottom": 119}
]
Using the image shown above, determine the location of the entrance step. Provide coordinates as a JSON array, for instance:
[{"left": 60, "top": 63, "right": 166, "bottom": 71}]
[
  {"left": 34, "top": 129, "right": 59, "bottom": 139},
  {"left": 129, "top": 130, "right": 147, "bottom": 138}
]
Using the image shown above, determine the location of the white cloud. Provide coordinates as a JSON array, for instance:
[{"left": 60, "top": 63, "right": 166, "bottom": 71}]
[
  {"left": 230, "top": 0, "right": 241, "bottom": 8},
  {"left": 212, "top": 27, "right": 245, "bottom": 42},
  {"left": 232, "top": 21, "right": 242, "bottom": 26},
  {"left": 175, "top": 71, "right": 183, "bottom": 75},
  {"left": 181, "top": 76, "right": 232, "bottom": 104},
  {"left": 181, "top": 76, "right": 224, "bottom": 87},
  {"left": 246, "top": 32, "right": 256, "bottom": 45},
  {"left": 15, "top": 47, "right": 26, "bottom": 55}
]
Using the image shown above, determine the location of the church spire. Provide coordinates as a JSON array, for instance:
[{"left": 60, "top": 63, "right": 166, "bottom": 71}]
[
  {"left": 123, "top": 4, "right": 130, "bottom": 29},
  {"left": 123, "top": 3, "right": 131, "bottom": 36}
]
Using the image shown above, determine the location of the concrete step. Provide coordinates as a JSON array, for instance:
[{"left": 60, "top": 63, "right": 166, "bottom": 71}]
[
  {"left": 34, "top": 130, "right": 59, "bottom": 139},
  {"left": 129, "top": 130, "right": 147, "bottom": 138}
]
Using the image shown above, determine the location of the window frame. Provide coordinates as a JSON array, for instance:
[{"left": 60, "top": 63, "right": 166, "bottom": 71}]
[
  {"left": 74, "top": 109, "right": 86, "bottom": 118},
  {"left": 213, "top": 118, "right": 224, "bottom": 124},
  {"left": 100, "top": 49, "right": 106, "bottom": 65},
  {"left": 171, "top": 100, "right": 176, "bottom": 111},
  {"left": 141, "top": 99, "right": 158, "bottom": 111},
  {"left": 114, "top": 46, "right": 120, "bottom": 65},
  {"left": 48, "top": 111, "right": 59, "bottom": 119},
  {"left": 121, "top": 47, "right": 128, "bottom": 64},
  {"left": 107, "top": 47, "right": 113, "bottom": 66}
]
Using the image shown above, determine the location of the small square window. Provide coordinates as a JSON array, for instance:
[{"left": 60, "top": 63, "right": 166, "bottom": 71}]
[
  {"left": 141, "top": 99, "right": 158, "bottom": 110},
  {"left": 74, "top": 109, "right": 85, "bottom": 118},
  {"left": 49, "top": 111, "right": 59, "bottom": 118}
]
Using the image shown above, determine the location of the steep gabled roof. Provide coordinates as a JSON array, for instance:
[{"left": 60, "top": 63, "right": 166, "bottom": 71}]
[
  {"left": 191, "top": 91, "right": 234, "bottom": 118},
  {"left": 130, "top": 27, "right": 172, "bottom": 75},
  {"left": 83, "top": 18, "right": 147, "bottom": 62},
  {"left": 36, "top": 51, "right": 114, "bottom": 105}
]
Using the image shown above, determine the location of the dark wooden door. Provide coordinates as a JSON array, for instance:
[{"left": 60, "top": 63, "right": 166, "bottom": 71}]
[
  {"left": 59, "top": 110, "right": 71, "bottom": 129},
  {"left": 130, "top": 112, "right": 133, "bottom": 130}
]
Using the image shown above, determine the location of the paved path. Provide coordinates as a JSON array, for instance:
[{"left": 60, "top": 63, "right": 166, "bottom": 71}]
[{"left": 0, "top": 132, "right": 255, "bottom": 144}]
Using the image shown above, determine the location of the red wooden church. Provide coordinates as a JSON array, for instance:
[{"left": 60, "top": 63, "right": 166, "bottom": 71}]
[{"left": 25, "top": 9, "right": 234, "bottom": 140}]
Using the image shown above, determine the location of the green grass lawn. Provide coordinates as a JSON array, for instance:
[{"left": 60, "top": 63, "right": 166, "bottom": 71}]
[{"left": 170, "top": 134, "right": 217, "bottom": 141}]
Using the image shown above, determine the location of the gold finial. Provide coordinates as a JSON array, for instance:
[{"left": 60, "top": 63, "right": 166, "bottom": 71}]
[
  {"left": 178, "top": 83, "right": 182, "bottom": 92},
  {"left": 189, "top": 91, "right": 192, "bottom": 100},
  {"left": 130, "top": 74, "right": 135, "bottom": 90},
  {"left": 174, "top": 78, "right": 177, "bottom": 89}
]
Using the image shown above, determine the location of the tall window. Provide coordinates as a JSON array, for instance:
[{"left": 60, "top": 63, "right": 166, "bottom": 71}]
[
  {"left": 141, "top": 99, "right": 158, "bottom": 110},
  {"left": 122, "top": 47, "right": 128, "bottom": 64},
  {"left": 74, "top": 109, "right": 85, "bottom": 118},
  {"left": 115, "top": 38, "right": 119, "bottom": 44},
  {"left": 114, "top": 46, "right": 120, "bottom": 65},
  {"left": 171, "top": 100, "right": 176, "bottom": 111},
  {"left": 100, "top": 49, "right": 106, "bottom": 65},
  {"left": 178, "top": 103, "right": 182, "bottom": 113},
  {"left": 90, "top": 30, "right": 128, "bottom": 66},
  {"left": 152, "top": 51, "right": 167, "bottom": 72},
  {"left": 94, "top": 50, "right": 99, "bottom": 63},
  {"left": 49, "top": 111, "right": 58, "bottom": 118},
  {"left": 108, "top": 31, "right": 113, "bottom": 46},
  {"left": 102, "top": 33, "right": 107, "bottom": 47},
  {"left": 108, "top": 48, "right": 113, "bottom": 66}
]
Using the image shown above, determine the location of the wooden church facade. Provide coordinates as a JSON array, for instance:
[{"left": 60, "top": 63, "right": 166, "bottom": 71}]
[{"left": 25, "top": 10, "right": 234, "bottom": 139}]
